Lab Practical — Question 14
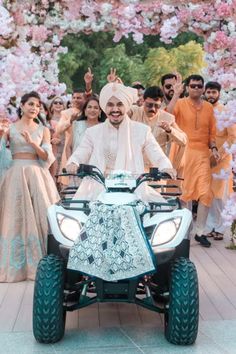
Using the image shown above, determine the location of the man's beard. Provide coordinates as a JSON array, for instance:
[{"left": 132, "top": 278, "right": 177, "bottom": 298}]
[
  {"left": 207, "top": 97, "right": 219, "bottom": 105},
  {"left": 110, "top": 120, "right": 122, "bottom": 127},
  {"left": 165, "top": 91, "right": 174, "bottom": 102},
  {"left": 109, "top": 112, "right": 124, "bottom": 127}
]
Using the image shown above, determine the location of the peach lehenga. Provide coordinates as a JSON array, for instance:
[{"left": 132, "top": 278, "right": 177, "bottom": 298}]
[{"left": 0, "top": 124, "right": 59, "bottom": 282}]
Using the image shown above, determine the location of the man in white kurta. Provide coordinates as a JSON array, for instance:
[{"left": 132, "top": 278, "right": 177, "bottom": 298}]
[{"left": 67, "top": 82, "right": 175, "bottom": 201}]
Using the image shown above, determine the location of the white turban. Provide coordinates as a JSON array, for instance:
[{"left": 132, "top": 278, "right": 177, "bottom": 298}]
[{"left": 99, "top": 82, "right": 138, "bottom": 113}]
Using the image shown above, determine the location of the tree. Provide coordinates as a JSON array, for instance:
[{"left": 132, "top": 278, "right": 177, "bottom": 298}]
[
  {"left": 98, "top": 44, "right": 143, "bottom": 89},
  {"left": 173, "top": 41, "right": 206, "bottom": 79},
  {"left": 141, "top": 41, "right": 205, "bottom": 86},
  {"left": 58, "top": 33, "right": 204, "bottom": 92}
]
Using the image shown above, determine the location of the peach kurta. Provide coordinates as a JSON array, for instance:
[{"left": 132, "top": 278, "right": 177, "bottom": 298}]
[
  {"left": 56, "top": 107, "right": 80, "bottom": 185},
  {"left": 173, "top": 97, "right": 216, "bottom": 207},
  {"left": 130, "top": 106, "right": 187, "bottom": 155}
]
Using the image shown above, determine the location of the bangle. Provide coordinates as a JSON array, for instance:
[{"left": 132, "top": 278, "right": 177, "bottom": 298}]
[{"left": 210, "top": 146, "right": 218, "bottom": 151}]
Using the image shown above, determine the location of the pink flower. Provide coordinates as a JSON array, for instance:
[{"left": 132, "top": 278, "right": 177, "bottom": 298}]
[
  {"left": 30, "top": 25, "right": 50, "bottom": 43},
  {"left": 177, "top": 8, "right": 190, "bottom": 23},
  {"left": 113, "top": 31, "right": 123, "bottom": 42},
  {"left": 216, "top": 3, "right": 232, "bottom": 18}
]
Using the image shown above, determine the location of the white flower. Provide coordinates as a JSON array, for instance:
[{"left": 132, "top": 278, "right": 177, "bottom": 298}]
[
  {"left": 52, "top": 34, "right": 60, "bottom": 45},
  {"left": 132, "top": 32, "right": 143, "bottom": 44},
  {"left": 228, "top": 21, "right": 235, "bottom": 33},
  {"left": 161, "top": 4, "right": 175, "bottom": 15},
  {"left": 213, "top": 168, "right": 231, "bottom": 180},
  {"left": 160, "top": 16, "right": 182, "bottom": 43},
  {"left": 0, "top": 5, "right": 13, "bottom": 36},
  {"left": 208, "top": 32, "right": 216, "bottom": 43},
  {"left": 123, "top": 5, "right": 136, "bottom": 19},
  {"left": 100, "top": 3, "right": 113, "bottom": 16}
]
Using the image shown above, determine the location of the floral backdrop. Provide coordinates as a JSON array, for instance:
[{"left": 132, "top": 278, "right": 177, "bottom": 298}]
[{"left": 0, "top": 0, "right": 236, "bottom": 222}]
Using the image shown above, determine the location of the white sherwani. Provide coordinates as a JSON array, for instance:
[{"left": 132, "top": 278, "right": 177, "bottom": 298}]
[{"left": 67, "top": 115, "right": 173, "bottom": 201}]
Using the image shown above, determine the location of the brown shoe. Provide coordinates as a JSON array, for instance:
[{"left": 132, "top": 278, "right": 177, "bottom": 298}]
[
  {"left": 213, "top": 232, "right": 224, "bottom": 240},
  {"left": 207, "top": 230, "right": 216, "bottom": 238}
]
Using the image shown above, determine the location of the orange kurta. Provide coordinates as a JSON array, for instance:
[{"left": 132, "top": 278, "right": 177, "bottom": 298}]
[
  {"left": 173, "top": 98, "right": 216, "bottom": 207},
  {"left": 211, "top": 103, "right": 236, "bottom": 199}
]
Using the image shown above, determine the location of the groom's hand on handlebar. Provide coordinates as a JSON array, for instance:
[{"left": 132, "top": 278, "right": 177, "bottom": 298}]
[
  {"left": 161, "top": 168, "right": 177, "bottom": 179},
  {"left": 67, "top": 163, "right": 79, "bottom": 174}
]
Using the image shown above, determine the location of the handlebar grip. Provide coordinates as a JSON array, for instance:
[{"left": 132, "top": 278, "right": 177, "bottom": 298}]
[
  {"left": 149, "top": 167, "right": 159, "bottom": 175},
  {"left": 78, "top": 164, "right": 94, "bottom": 173},
  {"left": 161, "top": 172, "right": 172, "bottom": 179}
]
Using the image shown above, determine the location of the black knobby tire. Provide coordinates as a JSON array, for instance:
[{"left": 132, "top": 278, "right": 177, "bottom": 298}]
[
  {"left": 165, "top": 257, "right": 199, "bottom": 345},
  {"left": 33, "top": 254, "right": 66, "bottom": 343}
]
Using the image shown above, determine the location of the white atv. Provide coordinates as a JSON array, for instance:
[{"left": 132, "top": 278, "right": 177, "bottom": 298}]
[{"left": 33, "top": 164, "right": 199, "bottom": 345}]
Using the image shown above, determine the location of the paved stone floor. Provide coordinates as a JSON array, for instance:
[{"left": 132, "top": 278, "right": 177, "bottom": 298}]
[
  {"left": 1, "top": 232, "right": 236, "bottom": 353},
  {"left": 1, "top": 320, "right": 236, "bottom": 353}
]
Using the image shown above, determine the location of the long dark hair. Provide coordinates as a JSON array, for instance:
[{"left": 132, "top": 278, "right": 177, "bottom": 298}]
[
  {"left": 37, "top": 101, "right": 50, "bottom": 126},
  {"left": 17, "top": 91, "right": 41, "bottom": 119},
  {"left": 79, "top": 95, "right": 106, "bottom": 122}
]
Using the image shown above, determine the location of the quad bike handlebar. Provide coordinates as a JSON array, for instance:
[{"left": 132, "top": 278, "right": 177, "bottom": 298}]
[{"left": 59, "top": 164, "right": 175, "bottom": 193}]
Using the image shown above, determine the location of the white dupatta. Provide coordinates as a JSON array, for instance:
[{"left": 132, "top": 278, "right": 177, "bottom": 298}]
[{"left": 72, "top": 116, "right": 166, "bottom": 203}]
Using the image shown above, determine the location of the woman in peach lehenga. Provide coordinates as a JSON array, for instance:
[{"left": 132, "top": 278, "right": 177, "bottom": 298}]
[{"left": 0, "top": 91, "right": 59, "bottom": 282}]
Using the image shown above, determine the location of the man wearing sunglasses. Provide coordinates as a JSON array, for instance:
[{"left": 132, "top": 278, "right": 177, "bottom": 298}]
[
  {"left": 161, "top": 73, "right": 185, "bottom": 113},
  {"left": 204, "top": 81, "right": 236, "bottom": 241},
  {"left": 172, "top": 74, "right": 220, "bottom": 248},
  {"left": 128, "top": 86, "right": 187, "bottom": 171}
]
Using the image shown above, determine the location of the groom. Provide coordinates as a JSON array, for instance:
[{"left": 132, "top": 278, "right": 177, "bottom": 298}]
[{"left": 67, "top": 82, "right": 175, "bottom": 201}]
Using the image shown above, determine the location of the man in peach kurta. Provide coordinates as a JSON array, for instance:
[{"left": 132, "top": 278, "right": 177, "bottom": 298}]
[
  {"left": 173, "top": 75, "right": 220, "bottom": 248},
  {"left": 129, "top": 86, "right": 187, "bottom": 171},
  {"left": 204, "top": 81, "right": 236, "bottom": 239}
]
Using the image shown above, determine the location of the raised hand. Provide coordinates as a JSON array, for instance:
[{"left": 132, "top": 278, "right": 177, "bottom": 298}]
[
  {"left": 172, "top": 71, "right": 184, "bottom": 97},
  {"left": 107, "top": 68, "right": 117, "bottom": 83},
  {"left": 84, "top": 67, "right": 94, "bottom": 85}
]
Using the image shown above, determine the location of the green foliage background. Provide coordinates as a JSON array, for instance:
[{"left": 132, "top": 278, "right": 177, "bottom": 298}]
[{"left": 58, "top": 32, "right": 204, "bottom": 93}]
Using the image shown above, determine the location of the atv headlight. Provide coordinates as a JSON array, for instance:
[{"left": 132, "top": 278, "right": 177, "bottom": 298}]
[
  {"left": 56, "top": 213, "right": 82, "bottom": 241},
  {"left": 151, "top": 217, "right": 182, "bottom": 246}
]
